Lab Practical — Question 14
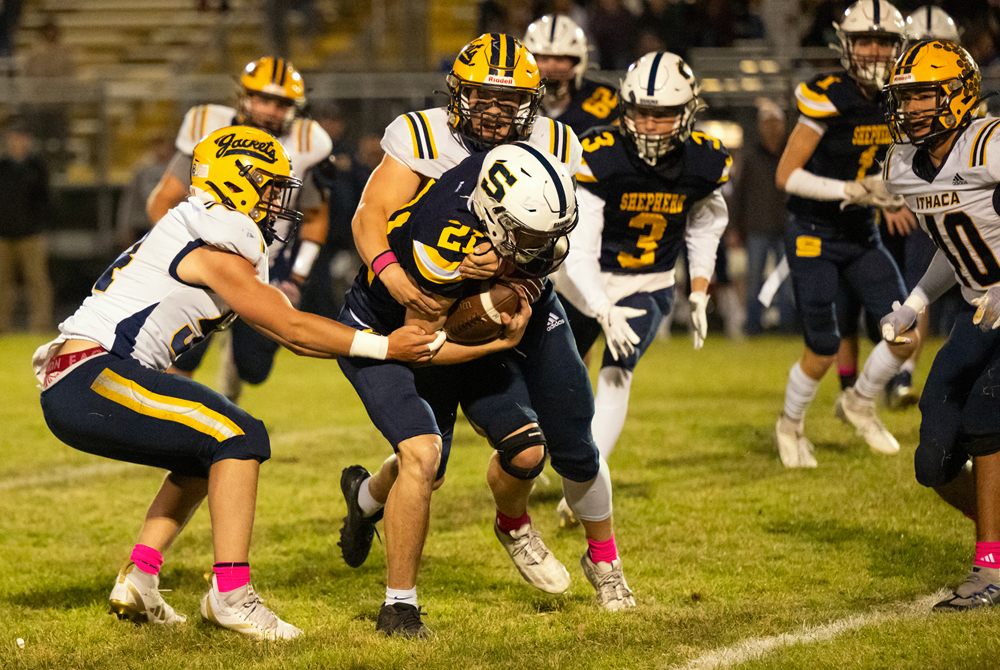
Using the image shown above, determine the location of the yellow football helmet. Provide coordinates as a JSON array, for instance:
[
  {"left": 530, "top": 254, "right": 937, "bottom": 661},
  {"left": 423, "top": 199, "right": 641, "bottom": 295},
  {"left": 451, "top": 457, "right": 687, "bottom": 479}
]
[
  {"left": 191, "top": 126, "right": 303, "bottom": 243},
  {"left": 886, "top": 40, "right": 980, "bottom": 148},
  {"left": 237, "top": 57, "right": 306, "bottom": 136},
  {"left": 446, "top": 33, "right": 544, "bottom": 149}
]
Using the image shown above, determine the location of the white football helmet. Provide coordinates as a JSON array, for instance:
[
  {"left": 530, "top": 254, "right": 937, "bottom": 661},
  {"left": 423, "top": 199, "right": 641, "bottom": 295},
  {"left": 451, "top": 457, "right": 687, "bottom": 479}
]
[
  {"left": 618, "top": 52, "right": 706, "bottom": 166},
  {"left": 472, "top": 142, "right": 577, "bottom": 278},
  {"left": 522, "top": 14, "right": 589, "bottom": 90},
  {"left": 905, "top": 6, "right": 960, "bottom": 43},
  {"left": 835, "top": 0, "right": 906, "bottom": 91}
]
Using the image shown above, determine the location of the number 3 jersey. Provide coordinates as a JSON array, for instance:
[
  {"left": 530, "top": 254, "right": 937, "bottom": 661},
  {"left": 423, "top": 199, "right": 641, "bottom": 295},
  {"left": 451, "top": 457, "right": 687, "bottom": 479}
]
[
  {"left": 790, "top": 71, "right": 892, "bottom": 230},
  {"left": 557, "top": 125, "right": 730, "bottom": 317},
  {"left": 884, "top": 117, "right": 1000, "bottom": 303},
  {"left": 32, "top": 197, "right": 268, "bottom": 381},
  {"left": 344, "top": 153, "right": 489, "bottom": 334}
]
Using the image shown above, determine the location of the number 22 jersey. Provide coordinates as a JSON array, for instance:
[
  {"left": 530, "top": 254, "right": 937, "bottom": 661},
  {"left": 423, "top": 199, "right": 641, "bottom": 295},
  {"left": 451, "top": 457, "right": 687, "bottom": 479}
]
[{"left": 884, "top": 117, "right": 1000, "bottom": 302}]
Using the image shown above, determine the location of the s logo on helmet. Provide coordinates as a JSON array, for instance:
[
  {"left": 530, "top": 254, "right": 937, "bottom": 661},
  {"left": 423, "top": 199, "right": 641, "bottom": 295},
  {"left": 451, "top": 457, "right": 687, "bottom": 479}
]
[{"left": 213, "top": 133, "right": 278, "bottom": 164}]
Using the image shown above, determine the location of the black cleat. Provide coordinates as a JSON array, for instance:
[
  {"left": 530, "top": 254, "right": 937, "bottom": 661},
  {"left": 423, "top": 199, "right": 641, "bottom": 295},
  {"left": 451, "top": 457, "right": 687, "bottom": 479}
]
[
  {"left": 375, "top": 603, "right": 433, "bottom": 638},
  {"left": 338, "top": 465, "right": 383, "bottom": 568},
  {"left": 885, "top": 371, "right": 919, "bottom": 411}
]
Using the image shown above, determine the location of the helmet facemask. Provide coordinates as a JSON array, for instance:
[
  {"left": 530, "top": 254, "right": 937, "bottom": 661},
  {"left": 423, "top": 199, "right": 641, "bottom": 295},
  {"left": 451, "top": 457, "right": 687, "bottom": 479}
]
[
  {"left": 237, "top": 90, "right": 299, "bottom": 137},
  {"left": 447, "top": 78, "right": 543, "bottom": 150},
  {"left": 887, "top": 79, "right": 973, "bottom": 149},
  {"left": 473, "top": 196, "right": 577, "bottom": 278},
  {"left": 840, "top": 33, "right": 905, "bottom": 92},
  {"left": 206, "top": 160, "right": 303, "bottom": 245},
  {"left": 620, "top": 98, "right": 703, "bottom": 166}
]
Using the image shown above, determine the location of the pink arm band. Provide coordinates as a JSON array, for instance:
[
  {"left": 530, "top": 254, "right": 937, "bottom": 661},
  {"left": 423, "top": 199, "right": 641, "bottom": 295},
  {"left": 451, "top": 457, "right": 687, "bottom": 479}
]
[{"left": 372, "top": 251, "right": 398, "bottom": 276}]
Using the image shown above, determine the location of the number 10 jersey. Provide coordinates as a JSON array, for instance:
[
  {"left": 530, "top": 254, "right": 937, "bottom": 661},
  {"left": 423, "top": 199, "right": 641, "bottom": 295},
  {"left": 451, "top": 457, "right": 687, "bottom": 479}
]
[{"left": 884, "top": 117, "right": 1000, "bottom": 302}]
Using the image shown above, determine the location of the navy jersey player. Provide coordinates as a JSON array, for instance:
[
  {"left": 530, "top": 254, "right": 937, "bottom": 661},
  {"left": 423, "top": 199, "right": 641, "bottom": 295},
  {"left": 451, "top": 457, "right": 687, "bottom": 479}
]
[
  {"left": 337, "top": 145, "right": 633, "bottom": 637},
  {"left": 556, "top": 52, "right": 729, "bottom": 519},
  {"left": 31, "top": 127, "right": 435, "bottom": 640},
  {"left": 881, "top": 41, "right": 1000, "bottom": 610},
  {"left": 522, "top": 14, "right": 620, "bottom": 137},
  {"left": 773, "top": 0, "right": 919, "bottom": 468}
]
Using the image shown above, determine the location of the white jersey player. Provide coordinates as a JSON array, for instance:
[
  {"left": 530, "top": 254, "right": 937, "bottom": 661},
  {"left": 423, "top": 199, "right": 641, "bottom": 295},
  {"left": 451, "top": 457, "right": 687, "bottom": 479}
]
[
  {"left": 33, "top": 127, "right": 436, "bottom": 640},
  {"left": 881, "top": 40, "right": 1000, "bottom": 612}
]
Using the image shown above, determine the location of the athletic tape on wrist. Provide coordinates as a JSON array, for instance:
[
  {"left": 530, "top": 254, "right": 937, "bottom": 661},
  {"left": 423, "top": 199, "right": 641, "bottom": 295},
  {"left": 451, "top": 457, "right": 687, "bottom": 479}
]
[
  {"left": 903, "top": 290, "right": 928, "bottom": 314},
  {"left": 785, "top": 167, "right": 849, "bottom": 202},
  {"left": 372, "top": 251, "right": 398, "bottom": 277},
  {"left": 292, "top": 240, "right": 321, "bottom": 278},
  {"left": 350, "top": 331, "right": 389, "bottom": 360}
]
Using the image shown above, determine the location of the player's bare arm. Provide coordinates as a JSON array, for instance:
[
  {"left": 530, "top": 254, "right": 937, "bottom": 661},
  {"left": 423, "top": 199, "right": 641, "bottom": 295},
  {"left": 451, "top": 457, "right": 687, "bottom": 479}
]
[
  {"left": 178, "top": 245, "right": 435, "bottom": 362},
  {"left": 146, "top": 170, "right": 189, "bottom": 224},
  {"left": 352, "top": 154, "right": 439, "bottom": 317},
  {"left": 775, "top": 123, "right": 823, "bottom": 189}
]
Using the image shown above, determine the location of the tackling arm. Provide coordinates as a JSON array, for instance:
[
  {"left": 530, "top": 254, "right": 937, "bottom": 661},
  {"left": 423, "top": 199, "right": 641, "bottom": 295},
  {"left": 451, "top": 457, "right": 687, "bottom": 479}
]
[{"left": 146, "top": 152, "right": 191, "bottom": 223}]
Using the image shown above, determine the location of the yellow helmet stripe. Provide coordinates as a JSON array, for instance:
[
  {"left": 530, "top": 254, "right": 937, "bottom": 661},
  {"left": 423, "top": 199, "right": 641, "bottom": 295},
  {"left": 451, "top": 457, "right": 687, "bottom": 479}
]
[
  {"left": 971, "top": 120, "right": 1000, "bottom": 168},
  {"left": 895, "top": 43, "right": 923, "bottom": 78}
]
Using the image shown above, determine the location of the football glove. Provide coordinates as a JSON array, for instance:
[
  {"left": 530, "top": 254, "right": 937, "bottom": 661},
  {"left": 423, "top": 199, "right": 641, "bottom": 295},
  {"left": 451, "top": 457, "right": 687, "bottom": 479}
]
[
  {"left": 597, "top": 303, "right": 646, "bottom": 362},
  {"left": 972, "top": 285, "right": 1000, "bottom": 332},
  {"left": 841, "top": 176, "right": 905, "bottom": 212},
  {"left": 689, "top": 291, "right": 709, "bottom": 350},
  {"left": 880, "top": 301, "right": 919, "bottom": 344}
]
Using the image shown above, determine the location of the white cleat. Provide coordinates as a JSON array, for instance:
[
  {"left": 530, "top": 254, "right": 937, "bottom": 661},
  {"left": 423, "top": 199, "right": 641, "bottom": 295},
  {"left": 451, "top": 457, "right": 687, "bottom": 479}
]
[
  {"left": 495, "top": 522, "right": 571, "bottom": 594},
  {"left": 557, "top": 497, "right": 580, "bottom": 529},
  {"left": 836, "top": 387, "right": 900, "bottom": 455},
  {"left": 200, "top": 575, "right": 302, "bottom": 640},
  {"left": 581, "top": 552, "right": 636, "bottom": 611},
  {"left": 775, "top": 414, "right": 817, "bottom": 468},
  {"left": 108, "top": 562, "right": 187, "bottom": 625}
]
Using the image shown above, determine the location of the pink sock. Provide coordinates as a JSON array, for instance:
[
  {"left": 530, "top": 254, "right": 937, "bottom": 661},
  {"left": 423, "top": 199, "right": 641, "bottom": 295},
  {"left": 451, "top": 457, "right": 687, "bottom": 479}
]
[
  {"left": 131, "top": 544, "right": 163, "bottom": 576},
  {"left": 838, "top": 366, "right": 856, "bottom": 378},
  {"left": 587, "top": 535, "right": 618, "bottom": 564},
  {"left": 496, "top": 510, "right": 530, "bottom": 533},
  {"left": 213, "top": 562, "right": 251, "bottom": 592},
  {"left": 975, "top": 542, "right": 1000, "bottom": 569}
]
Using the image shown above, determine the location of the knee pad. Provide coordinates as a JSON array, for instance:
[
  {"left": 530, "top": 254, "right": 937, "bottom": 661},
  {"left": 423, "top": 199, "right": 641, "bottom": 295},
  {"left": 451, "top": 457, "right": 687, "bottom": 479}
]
[
  {"left": 914, "top": 441, "right": 968, "bottom": 488},
  {"left": 562, "top": 456, "right": 612, "bottom": 522},
  {"left": 801, "top": 304, "right": 839, "bottom": 356},
  {"left": 495, "top": 426, "right": 547, "bottom": 480}
]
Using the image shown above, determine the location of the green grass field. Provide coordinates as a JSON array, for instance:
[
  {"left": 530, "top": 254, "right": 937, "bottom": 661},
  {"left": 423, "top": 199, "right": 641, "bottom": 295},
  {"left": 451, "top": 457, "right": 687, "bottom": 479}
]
[{"left": 3, "top": 331, "right": 999, "bottom": 669}]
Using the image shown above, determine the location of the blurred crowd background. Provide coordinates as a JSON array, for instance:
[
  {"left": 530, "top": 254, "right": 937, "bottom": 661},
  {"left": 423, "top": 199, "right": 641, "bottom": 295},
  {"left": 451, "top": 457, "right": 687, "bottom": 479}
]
[{"left": 0, "top": 0, "right": 996, "bottom": 338}]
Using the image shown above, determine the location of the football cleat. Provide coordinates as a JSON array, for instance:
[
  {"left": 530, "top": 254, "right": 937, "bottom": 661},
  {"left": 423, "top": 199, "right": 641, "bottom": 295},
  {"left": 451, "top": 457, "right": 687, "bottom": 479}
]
[
  {"left": 108, "top": 562, "right": 187, "bottom": 625},
  {"left": 884, "top": 371, "right": 919, "bottom": 411},
  {"left": 775, "top": 414, "right": 818, "bottom": 468},
  {"left": 338, "top": 465, "right": 384, "bottom": 568},
  {"left": 557, "top": 497, "right": 580, "bottom": 529},
  {"left": 495, "top": 521, "right": 571, "bottom": 594},
  {"left": 201, "top": 575, "right": 302, "bottom": 640},
  {"left": 836, "top": 386, "right": 900, "bottom": 455},
  {"left": 375, "top": 602, "right": 434, "bottom": 638},
  {"left": 933, "top": 566, "right": 1000, "bottom": 611},
  {"left": 581, "top": 552, "right": 636, "bottom": 611}
]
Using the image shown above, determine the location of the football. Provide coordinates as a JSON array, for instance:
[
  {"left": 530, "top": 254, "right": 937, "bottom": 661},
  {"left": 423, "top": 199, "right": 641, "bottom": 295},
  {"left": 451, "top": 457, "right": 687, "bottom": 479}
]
[{"left": 444, "top": 280, "right": 520, "bottom": 345}]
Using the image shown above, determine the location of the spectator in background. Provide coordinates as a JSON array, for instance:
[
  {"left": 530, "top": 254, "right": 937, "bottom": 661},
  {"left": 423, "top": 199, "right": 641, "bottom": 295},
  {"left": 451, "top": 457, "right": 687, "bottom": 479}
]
[
  {"left": 730, "top": 99, "right": 794, "bottom": 335},
  {"left": 23, "top": 15, "right": 77, "bottom": 171},
  {"left": 589, "top": 0, "right": 638, "bottom": 70},
  {"left": 115, "top": 132, "right": 174, "bottom": 248},
  {"left": 0, "top": 119, "right": 52, "bottom": 334}
]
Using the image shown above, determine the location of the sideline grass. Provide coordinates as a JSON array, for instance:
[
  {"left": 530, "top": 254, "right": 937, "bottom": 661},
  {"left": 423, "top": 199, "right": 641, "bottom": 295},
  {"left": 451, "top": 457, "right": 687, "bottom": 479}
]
[{"left": 2, "top": 332, "right": 999, "bottom": 669}]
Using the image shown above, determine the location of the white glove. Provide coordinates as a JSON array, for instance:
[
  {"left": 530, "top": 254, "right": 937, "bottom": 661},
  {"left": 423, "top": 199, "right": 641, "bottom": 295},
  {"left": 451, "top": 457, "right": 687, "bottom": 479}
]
[
  {"left": 689, "top": 291, "right": 709, "bottom": 350},
  {"left": 972, "top": 285, "right": 1000, "bottom": 332},
  {"left": 597, "top": 302, "right": 647, "bottom": 361},
  {"left": 841, "top": 176, "right": 906, "bottom": 212},
  {"left": 879, "top": 300, "right": 919, "bottom": 343}
]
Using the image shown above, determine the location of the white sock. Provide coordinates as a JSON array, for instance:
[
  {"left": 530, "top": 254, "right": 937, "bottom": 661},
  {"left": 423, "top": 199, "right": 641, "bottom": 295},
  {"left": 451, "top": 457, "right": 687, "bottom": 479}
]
[
  {"left": 855, "top": 341, "right": 904, "bottom": 400},
  {"left": 385, "top": 586, "right": 418, "bottom": 607},
  {"left": 592, "top": 367, "right": 633, "bottom": 461},
  {"left": 358, "top": 477, "right": 384, "bottom": 517},
  {"left": 783, "top": 362, "right": 820, "bottom": 422}
]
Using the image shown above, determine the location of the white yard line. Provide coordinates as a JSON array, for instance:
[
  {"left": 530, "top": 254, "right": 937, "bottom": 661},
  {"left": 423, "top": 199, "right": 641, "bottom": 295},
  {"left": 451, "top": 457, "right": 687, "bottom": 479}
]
[
  {"left": 664, "top": 591, "right": 949, "bottom": 670},
  {"left": 0, "top": 426, "right": 344, "bottom": 490}
]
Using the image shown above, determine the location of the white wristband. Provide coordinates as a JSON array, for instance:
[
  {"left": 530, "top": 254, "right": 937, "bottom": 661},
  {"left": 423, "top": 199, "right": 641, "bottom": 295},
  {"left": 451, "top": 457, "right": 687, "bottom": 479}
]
[
  {"left": 349, "top": 331, "right": 389, "bottom": 360},
  {"left": 292, "top": 240, "right": 321, "bottom": 278},
  {"left": 784, "top": 167, "right": 849, "bottom": 202},
  {"left": 903, "top": 289, "right": 928, "bottom": 314}
]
